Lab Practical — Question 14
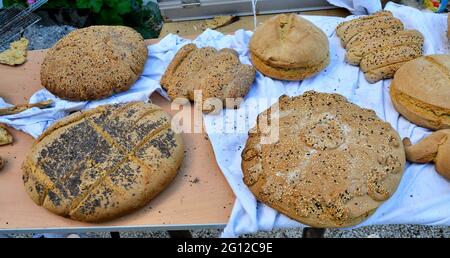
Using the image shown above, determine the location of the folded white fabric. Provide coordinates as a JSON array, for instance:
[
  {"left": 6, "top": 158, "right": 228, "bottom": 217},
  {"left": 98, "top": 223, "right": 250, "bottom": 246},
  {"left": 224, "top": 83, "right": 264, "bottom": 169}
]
[
  {"left": 327, "top": 0, "right": 382, "bottom": 14},
  {"left": 0, "top": 2, "right": 449, "bottom": 238}
]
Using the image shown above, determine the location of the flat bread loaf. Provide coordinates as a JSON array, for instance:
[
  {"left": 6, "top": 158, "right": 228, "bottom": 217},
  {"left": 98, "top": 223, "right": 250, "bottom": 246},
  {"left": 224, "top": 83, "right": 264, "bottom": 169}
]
[
  {"left": 242, "top": 91, "right": 405, "bottom": 228},
  {"left": 22, "top": 102, "right": 184, "bottom": 222}
]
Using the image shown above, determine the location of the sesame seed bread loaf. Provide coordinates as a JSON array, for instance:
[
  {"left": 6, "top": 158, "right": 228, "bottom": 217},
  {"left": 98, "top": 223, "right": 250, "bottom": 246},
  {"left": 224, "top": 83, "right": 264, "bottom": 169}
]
[
  {"left": 160, "top": 43, "right": 255, "bottom": 112},
  {"left": 249, "top": 14, "right": 329, "bottom": 81},
  {"left": 337, "top": 11, "right": 403, "bottom": 48},
  {"left": 336, "top": 10, "right": 393, "bottom": 42},
  {"left": 41, "top": 26, "right": 148, "bottom": 101},
  {"left": 346, "top": 30, "right": 424, "bottom": 65},
  {"left": 336, "top": 11, "right": 424, "bottom": 83},
  {"left": 390, "top": 54, "right": 450, "bottom": 130},
  {"left": 22, "top": 102, "right": 184, "bottom": 222},
  {"left": 242, "top": 91, "right": 405, "bottom": 228}
]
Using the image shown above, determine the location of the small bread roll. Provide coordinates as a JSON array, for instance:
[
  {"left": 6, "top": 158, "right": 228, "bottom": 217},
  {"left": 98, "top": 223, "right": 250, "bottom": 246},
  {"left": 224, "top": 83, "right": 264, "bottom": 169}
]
[{"left": 403, "top": 130, "right": 450, "bottom": 179}]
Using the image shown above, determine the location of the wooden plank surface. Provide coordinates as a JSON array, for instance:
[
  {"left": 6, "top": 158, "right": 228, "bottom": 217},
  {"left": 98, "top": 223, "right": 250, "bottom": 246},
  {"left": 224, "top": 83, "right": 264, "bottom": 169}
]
[{"left": 0, "top": 38, "right": 235, "bottom": 233}]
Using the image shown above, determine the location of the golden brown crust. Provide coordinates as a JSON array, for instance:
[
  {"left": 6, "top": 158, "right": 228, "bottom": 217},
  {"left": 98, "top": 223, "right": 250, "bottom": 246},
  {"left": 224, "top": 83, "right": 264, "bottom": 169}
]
[
  {"left": 249, "top": 14, "right": 329, "bottom": 80},
  {"left": 0, "top": 125, "right": 13, "bottom": 146},
  {"left": 242, "top": 91, "right": 405, "bottom": 228},
  {"left": 22, "top": 102, "right": 184, "bottom": 222},
  {"left": 160, "top": 44, "right": 255, "bottom": 112},
  {"left": 403, "top": 129, "right": 450, "bottom": 179},
  {"left": 41, "top": 26, "right": 148, "bottom": 101},
  {"left": 390, "top": 55, "right": 450, "bottom": 130},
  {"left": 250, "top": 52, "right": 330, "bottom": 81}
]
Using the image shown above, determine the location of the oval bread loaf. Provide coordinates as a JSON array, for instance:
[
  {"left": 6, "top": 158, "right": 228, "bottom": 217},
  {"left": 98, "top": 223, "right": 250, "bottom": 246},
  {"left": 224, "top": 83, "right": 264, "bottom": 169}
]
[{"left": 22, "top": 102, "right": 184, "bottom": 222}]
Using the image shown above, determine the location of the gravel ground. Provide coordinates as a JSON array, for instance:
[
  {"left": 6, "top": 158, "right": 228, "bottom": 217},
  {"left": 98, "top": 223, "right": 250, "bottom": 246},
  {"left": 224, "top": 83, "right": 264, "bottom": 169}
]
[
  {"left": 3, "top": 24, "right": 448, "bottom": 238},
  {"left": 23, "top": 24, "right": 76, "bottom": 50},
  {"left": 3, "top": 225, "right": 450, "bottom": 238}
]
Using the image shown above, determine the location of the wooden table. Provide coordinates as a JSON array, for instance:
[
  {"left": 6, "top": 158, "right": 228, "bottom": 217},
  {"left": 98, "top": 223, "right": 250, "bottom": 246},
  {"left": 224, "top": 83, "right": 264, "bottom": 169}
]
[
  {"left": 0, "top": 39, "right": 235, "bottom": 234},
  {"left": 0, "top": 9, "right": 349, "bottom": 235}
]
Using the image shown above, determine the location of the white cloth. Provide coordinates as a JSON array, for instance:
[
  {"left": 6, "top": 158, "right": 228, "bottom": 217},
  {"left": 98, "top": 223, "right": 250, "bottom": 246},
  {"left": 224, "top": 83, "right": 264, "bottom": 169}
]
[
  {"left": 327, "top": 0, "right": 382, "bottom": 14},
  {"left": 1, "top": 2, "right": 449, "bottom": 238}
]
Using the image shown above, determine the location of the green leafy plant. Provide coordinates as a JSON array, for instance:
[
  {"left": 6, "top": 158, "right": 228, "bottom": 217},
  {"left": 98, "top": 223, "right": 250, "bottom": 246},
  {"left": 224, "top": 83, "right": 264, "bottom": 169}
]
[{"left": 3, "top": 0, "right": 163, "bottom": 38}]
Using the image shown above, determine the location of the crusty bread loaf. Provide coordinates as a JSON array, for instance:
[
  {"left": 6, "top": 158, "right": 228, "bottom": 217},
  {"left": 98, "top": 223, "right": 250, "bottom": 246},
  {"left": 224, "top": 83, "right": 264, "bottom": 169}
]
[
  {"left": 160, "top": 43, "right": 255, "bottom": 112},
  {"left": 249, "top": 13, "right": 329, "bottom": 80},
  {"left": 242, "top": 91, "right": 405, "bottom": 228},
  {"left": 403, "top": 129, "right": 450, "bottom": 180},
  {"left": 336, "top": 11, "right": 403, "bottom": 47},
  {"left": 336, "top": 11, "right": 424, "bottom": 83},
  {"left": 41, "top": 26, "right": 148, "bottom": 101},
  {"left": 22, "top": 102, "right": 184, "bottom": 222},
  {"left": 390, "top": 54, "right": 450, "bottom": 130},
  {"left": 346, "top": 30, "right": 424, "bottom": 65}
]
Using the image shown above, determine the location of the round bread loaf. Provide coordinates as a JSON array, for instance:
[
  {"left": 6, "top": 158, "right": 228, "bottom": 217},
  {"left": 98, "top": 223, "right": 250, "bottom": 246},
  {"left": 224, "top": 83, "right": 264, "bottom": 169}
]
[
  {"left": 22, "top": 102, "right": 184, "bottom": 222},
  {"left": 249, "top": 14, "right": 329, "bottom": 81},
  {"left": 390, "top": 54, "right": 450, "bottom": 130},
  {"left": 41, "top": 26, "right": 148, "bottom": 101},
  {"left": 242, "top": 91, "right": 405, "bottom": 228}
]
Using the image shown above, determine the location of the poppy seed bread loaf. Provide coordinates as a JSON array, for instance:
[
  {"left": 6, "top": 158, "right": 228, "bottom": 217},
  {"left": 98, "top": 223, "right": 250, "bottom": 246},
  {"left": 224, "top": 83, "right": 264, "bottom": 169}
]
[
  {"left": 41, "top": 26, "right": 148, "bottom": 101},
  {"left": 242, "top": 91, "right": 405, "bottom": 228},
  {"left": 249, "top": 14, "right": 330, "bottom": 81},
  {"left": 160, "top": 43, "right": 255, "bottom": 112},
  {"left": 336, "top": 11, "right": 424, "bottom": 83},
  {"left": 22, "top": 102, "right": 184, "bottom": 222}
]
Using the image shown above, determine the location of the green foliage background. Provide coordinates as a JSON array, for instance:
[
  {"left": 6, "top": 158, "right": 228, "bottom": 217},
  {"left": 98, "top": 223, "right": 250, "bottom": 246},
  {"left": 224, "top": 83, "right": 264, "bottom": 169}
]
[{"left": 3, "top": 0, "right": 163, "bottom": 38}]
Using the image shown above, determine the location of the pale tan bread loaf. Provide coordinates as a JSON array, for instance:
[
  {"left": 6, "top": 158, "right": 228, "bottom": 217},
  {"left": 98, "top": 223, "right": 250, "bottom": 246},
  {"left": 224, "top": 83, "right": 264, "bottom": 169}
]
[
  {"left": 249, "top": 14, "right": 329, "bottom": 81},
  {"left": 360, "top": 44, "right": 423, "bottom": 83},
  {"left": 160, "top": 43, "right": 255, "bottom": 112},
  {"left": 346, "top": 30, "right": 424, "bottom": 65},
  {"left": 41, "top": 26, "right": 148, "bottom": 101},
  {"left": 403, "top": 129, "right": 450, "bottom": 180},
  {"left": 345, "top": 27, "right": 401, "bottom": 51},
  {"left": 22, "top": 102, "right": 184, "bottom": 222},
  {"left": 336, "top": 10, "right": 392, "bottom": 40},
  {"left": 336, "top": 11, "right": 424, "bottom": 83},
  {"left": 242, "top": 91, "right": 405, "bottom": 228},
  {"left": 390, "top": 54, "right": 450, "bottom": 130},
  {"left": 336, "top": 11, "right": 403, "bottom": 47}
]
